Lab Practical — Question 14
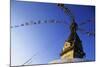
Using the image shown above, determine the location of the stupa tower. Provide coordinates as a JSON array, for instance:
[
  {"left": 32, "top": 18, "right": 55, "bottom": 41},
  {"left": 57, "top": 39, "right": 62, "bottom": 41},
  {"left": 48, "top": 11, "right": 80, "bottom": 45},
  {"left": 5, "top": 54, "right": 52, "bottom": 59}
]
[{"left": 60, "top": 19, "right": 86, "bottom": 60}]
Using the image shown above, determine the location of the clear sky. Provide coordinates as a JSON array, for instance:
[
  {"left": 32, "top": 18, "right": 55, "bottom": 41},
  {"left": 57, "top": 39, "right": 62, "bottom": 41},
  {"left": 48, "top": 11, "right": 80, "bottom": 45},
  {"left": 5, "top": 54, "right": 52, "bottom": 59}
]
[{"left": 11, "top": 0, "right": 95, "bottom": 66}]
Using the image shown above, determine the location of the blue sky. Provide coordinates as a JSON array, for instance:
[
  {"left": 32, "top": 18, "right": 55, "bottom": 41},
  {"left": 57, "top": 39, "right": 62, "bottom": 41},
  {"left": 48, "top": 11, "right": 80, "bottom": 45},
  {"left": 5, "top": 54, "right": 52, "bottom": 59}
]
[{"left": 11, "top": 0, "right": 95, "bottom": 66}]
